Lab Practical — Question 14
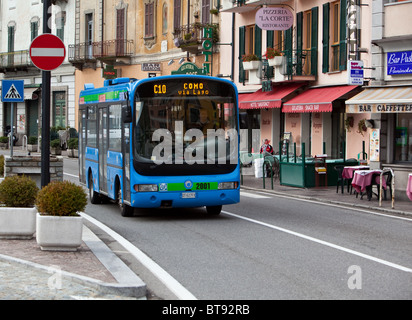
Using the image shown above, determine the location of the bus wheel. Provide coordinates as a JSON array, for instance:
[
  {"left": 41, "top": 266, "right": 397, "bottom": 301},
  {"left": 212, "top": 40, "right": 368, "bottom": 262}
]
[
  {"left": 89, "top": 175, "right": 100, "bottom": 204},
  {"left": 117, "top": 184, "right": 134, "bottom": 217},
  {"left": 206, "top": 205, "right": 222, "bottom": 215}
]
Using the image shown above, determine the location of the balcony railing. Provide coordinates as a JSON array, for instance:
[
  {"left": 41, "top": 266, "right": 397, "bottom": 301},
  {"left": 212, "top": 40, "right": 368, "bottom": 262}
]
[
  {"left": 0, "top": 50, "right": 32, "bottom": 72},
  {"left": 68, "top": 39, "right": 134, "bottom": 68},
  {"left": 173, "top": 23, "right": 219, "bottom": 53},
  {"left": 259, "top": 49, "right": 317, "bottom": 83}
]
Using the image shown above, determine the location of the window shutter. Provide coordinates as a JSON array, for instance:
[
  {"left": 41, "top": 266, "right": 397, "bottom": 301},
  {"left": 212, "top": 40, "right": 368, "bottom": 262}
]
[
  {"left": 266, "top": 31, "right": 275, "bottom": 78},
  {"left": 339, "top": 0, "right": 347, "bottom": 71},
  {"left": 311, "top": 6, "right": 318, "bottom": 76},
  {"left": 284, "top": 27, "right": 292, "bottom": 76},
  {"left": 239, "top": 26, "right": 245, "bottom": 83},
  {"left": 322, "top": 3, "right": 330, "bottom": 73},
  {"left": 254, "top": 25, "right": 262, "bottom": 58},
  {"left": 296, "top": 12, "right": 303, "bottom": 75}
]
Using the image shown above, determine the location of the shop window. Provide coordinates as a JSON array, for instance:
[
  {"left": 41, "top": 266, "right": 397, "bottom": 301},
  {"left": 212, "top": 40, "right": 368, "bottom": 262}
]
[{"left": 395, "top": 114, "right": 412, "bottom": 162}]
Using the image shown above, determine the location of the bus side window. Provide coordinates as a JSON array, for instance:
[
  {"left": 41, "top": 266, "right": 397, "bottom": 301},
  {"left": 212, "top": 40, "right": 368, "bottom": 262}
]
[{"left": 109, "top": 104, "right": 122, "bottom": 152}]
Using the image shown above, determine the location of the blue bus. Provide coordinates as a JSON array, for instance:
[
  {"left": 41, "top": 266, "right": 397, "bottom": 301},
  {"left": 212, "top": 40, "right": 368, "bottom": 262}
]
[{"left": 78, "top": 75, "right": 240, "bottom": 216}]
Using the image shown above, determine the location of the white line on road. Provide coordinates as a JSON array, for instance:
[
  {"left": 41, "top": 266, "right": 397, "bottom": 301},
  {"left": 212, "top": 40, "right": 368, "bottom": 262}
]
[
  {"left": 79, "top": 212, "right": 197, "bottom": 300},
  {"left": 222, "top": 210, "right": 412, "bottom": 273},
  {"left": 240, "top": 191, "right": 270, "bottom": 199}
]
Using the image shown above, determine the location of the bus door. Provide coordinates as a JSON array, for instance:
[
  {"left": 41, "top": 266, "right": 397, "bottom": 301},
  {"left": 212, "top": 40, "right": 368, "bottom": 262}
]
[
  {"left": 79, "top": 108, "right": 87, "bottom": 184},
  {"left": 122, "top": 103, "right": 131, "bottom": 204},
  {"left": 98, "top": 107, "right": 108, "bottom": 193}
]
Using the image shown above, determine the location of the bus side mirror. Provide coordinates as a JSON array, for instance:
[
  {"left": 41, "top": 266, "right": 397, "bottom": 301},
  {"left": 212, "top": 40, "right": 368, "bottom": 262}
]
[{"left": 122, "top": 105, "right": 132, "bottom": 123}]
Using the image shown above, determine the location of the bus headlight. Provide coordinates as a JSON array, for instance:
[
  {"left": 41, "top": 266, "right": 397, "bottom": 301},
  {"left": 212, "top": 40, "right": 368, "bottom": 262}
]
[
  {"left": 134, "top": 184, "right": 158, "bottom": 192},
  {"left": 218, "top": 182, "right": 238, "bottom": 190}
]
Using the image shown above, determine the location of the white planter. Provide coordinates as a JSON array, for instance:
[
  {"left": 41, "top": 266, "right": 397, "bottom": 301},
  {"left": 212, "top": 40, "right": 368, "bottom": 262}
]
[
  {"left": 247, "top": 69, "right": 262, "bottom": 85},
  {"left": 0, "top": 207, "right": 37, "bottom": 239},
  {"left": 243, "top": 60, "right": 260, "bottom": 71},
  {"left": 268, "top": 56, "right": 283, "bottom": 67},
  {"left": 36, "top": 213, "right": 83, "bottom": 251}
]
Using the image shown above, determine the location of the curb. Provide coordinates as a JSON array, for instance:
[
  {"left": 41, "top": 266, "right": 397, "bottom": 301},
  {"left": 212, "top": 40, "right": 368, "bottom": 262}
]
[
  {"left": 241, "top": 185, "right": 412, "bottom": 218},
  {"left": 0, "top": 225, "right": 147, "bottom": 299}
]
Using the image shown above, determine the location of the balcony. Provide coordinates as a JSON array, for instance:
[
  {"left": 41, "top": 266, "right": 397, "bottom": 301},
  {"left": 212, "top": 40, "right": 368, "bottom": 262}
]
[
  {"left": 0, "top": 50, "right": 33, "bottom": 73},
  {"left": 68, "top": 39, "right": 134, "bottom": 69},
  {"left": 173, "top": 23, "right": 219, "bottom": 54},
  {"left": 263, "top": 49, "right": 317, "bottom": 83},
  {"left": 221, "top": 0, "right": 290, "bottom": 13}
]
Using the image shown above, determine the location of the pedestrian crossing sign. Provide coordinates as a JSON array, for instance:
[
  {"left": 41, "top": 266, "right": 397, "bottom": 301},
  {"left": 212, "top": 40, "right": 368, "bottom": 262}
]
[{"left": 1, "top": 80, "right": 24, "bottom": 102}]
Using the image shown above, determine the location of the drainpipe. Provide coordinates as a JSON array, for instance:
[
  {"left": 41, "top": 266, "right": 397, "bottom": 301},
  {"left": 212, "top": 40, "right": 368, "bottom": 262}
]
[{"left": 231, "top": 12, "right": 235, "bottom": 82}]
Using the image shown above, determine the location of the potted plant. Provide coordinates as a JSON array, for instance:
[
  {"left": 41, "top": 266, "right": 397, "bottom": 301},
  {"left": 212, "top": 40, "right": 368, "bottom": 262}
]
[
  {"left": 0, "top": 175, "right": 39, "bottom": 239},
  {"left": 345, "top": 116, "right": 354, "bottom": 132},
  {"left": 0, "top": 136, "right": 8, "bottom": 149},
  {"left": 263, "top": 48, "right": 282, "bottom": 66},
  {"left": 242, "top": 54, "right": 260, "bottom": 70},
  {"left": 67, "top": 138, "right": 78, "bottom": 158},
  {"left": 27, "top": 136, "right": 38, "bottom": 152},
  {"left": 357, "top": 119, "right": 367, "bottom": 136},
  {"left": 35, "top": 180, "right": 87, "bottom": 251},
  {"left": 50, "top": 138, "right": 61, "bottom": 155}
]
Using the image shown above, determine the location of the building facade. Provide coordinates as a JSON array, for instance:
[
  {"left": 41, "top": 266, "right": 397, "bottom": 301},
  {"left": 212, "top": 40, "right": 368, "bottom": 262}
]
[
  {"left": 0, "top": 0, "right": 76, "bottom": 143},
  {"left": 70, "top": 0, "right": 222, "bottom": 129}
]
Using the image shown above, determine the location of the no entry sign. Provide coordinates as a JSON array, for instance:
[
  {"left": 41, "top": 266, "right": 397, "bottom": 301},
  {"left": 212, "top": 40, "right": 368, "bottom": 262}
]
[{"left": 30, "top": 34, "right": 66, "bottom": 71}]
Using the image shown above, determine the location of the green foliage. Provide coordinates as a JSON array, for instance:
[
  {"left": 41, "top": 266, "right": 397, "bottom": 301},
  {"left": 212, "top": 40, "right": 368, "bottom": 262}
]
[
  {"left": 0, "top": 155, "right": 4, "bottom": 177},
  {"left": 28, "top": 136, "right": 38, "bottom": 145},
  {"left": 0, "top": 136, "right": 8, "bottom": 143},
  {"left": 36, "top": 180, "right": 87, "bottom": 216},
  {"left": 50, "top": 139, "right": 60, "bottom": 149},
  {"left": 68, "top": 138, "right": 78, "bottom": 150},
  {"left": 0, "top": 175, "right": 39, "bottom": 207}
]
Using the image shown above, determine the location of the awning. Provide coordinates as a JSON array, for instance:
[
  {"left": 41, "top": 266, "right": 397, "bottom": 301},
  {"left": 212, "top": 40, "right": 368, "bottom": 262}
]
[
  {"left": 239, "top": 83, "right": 303, "bottom": 110},
  {"left": 24, "top": 87, "right": 40, "bottom": 100},
  {"left": 283, "top": 85, "right": 359, "bottom": 113},
  {"left": 345, "top": 86, "right": 412, "bottom": 113}
]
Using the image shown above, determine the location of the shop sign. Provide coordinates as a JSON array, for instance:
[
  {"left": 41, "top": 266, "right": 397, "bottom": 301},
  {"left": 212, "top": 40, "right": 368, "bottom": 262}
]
[
  {"left": 102, "top": 65, "right": 117, "bottom": 80},
  {"left": 255, "top": 7, "right": 293, "bottom": 31},
  {"left": 346, "top": 104, "right": 412, "bottom": 113},
  {"left": 171, "top": 62, "right": 206, "bottom": 75},
  {"left": 387, "top": 51, "right": 412, "bottom": 75},
  {"left": 142, "top": 63, "right": 161, "bottom": 72},
  {"left": 347, "top": 60, "right": 364, "bottom": 85}
]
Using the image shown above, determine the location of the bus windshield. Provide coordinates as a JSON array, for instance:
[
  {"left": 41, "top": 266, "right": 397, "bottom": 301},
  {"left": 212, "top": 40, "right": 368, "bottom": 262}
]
[{"left": 133, "top": 78, "right": 238, "bottom": 176}]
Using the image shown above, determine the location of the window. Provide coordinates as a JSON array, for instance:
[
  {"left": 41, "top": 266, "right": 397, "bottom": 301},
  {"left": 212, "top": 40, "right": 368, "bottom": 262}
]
[
  {"left": 85, "top": 13, "right": 93, "bottom": 59},
  {"left": 174, "top": 0, "right": 181, "bottom": 31},
  {"left": 145, "top": 2, "right": 155, "bottom": 38},
  {"left": 31, "top": 20, "right": 39, "bottom": 41},
  {"left": 238, "top": 25, "right": 262, "bottom": 82},
  {"left": 395, "top": 114, "right": 412, "bottom": 162},
  {"left": 53, "top": 91, "right": 66, "bottom": 128},
  {"left": 56, "top": 12, "right": 65, "bottom": 41},
  {"left": 322, "top": 0, "right": 347, "bottom": 73},
  {"left": 116, "top": 8, "right": 125, "bottom": 55},
  {"left": 87, "top": 106, "right": 97, "bottom": 148},
  {"left": 109, "top": 104, "right": 122, "bottom": 152},
  {"left": 202, "top": 0, "right": 210, "bottom": 24}
]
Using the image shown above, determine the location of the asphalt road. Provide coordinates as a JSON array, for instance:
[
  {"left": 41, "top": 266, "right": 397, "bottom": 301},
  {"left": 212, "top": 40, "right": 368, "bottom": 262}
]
[{"left": 63, "top": 158, "right": 412, "bottom": 300}]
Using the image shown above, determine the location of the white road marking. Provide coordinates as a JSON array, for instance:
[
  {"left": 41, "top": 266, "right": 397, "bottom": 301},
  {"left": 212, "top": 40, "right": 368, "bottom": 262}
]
[
  {"left": 79, "top": 212, "right": 197, "bottom": 300},
  {"left": 222, "top": 210, "right": 412, "bottom": 273},
  {"left": 240, "top": 191, "right": 270, "bottom": 199}
]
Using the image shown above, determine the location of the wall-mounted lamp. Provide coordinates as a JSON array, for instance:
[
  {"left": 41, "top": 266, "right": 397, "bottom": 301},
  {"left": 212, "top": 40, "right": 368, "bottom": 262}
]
[
  {"left": 179, "top": 58, "right": 186, "bottom": 64},
  {"left": 168, "top": 59, "right": 175, "bottom": 66}
]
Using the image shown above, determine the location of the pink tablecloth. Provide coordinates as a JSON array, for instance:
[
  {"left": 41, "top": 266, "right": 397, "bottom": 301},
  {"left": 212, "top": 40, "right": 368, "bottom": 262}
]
[
  {"left": 407, "top": 174, "right": 412, "bottom": 201},
  {"left": 351, "top": 169, "right": 386, "bottom": 193},
  {"left": 342, "top": 166, "right": 370, "bottom": 179}
]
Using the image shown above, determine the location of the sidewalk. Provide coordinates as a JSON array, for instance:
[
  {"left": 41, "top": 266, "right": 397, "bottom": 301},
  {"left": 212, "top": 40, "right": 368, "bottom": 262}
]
[{"left": 0, "top": 147, "right": 410, "bottom": 300}]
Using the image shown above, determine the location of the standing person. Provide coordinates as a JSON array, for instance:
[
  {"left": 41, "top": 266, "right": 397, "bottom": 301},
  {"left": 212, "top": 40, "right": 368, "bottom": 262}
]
[{"left": 260, "top": 139, "right": 273, "bottom": 155}]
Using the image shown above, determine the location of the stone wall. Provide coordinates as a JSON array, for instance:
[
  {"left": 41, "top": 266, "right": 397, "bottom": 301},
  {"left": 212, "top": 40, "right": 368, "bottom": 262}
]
[{"left": 4, "top": 156, "right": 63, "bottom": 188}]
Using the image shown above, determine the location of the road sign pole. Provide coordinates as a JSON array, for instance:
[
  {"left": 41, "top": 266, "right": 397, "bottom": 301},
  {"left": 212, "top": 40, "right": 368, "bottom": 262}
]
[
  {"left": 10, "top": 103, "right": 14, "bottom": 157},
  {"left": 41, "top": 0, "right": 51, "bottom": 188}
]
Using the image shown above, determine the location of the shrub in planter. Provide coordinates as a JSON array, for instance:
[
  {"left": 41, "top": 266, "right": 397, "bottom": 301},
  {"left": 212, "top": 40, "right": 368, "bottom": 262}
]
[
  {"left": 0, "top": 175, "right": 39, "bottom": 239},
  {"left": 0, "top": 175, "right": 38, "bottom": 207},
  {"left": 0, "top": 136, "right": 8, "bottom": 149},
  {"left": 50, "top": 138, "right": 61, "bottom": 155},
  {"left": 36, "top": 181, "right": 88, "bottom": 251},
  {"left": 36, "top": 180, "right": 87, "bottom": 217}
]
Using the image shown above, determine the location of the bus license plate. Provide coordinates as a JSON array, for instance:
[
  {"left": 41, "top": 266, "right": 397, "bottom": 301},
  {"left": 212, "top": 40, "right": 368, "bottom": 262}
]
[{"left": 181, "top": 192, "right": 196, "bottom": 199}]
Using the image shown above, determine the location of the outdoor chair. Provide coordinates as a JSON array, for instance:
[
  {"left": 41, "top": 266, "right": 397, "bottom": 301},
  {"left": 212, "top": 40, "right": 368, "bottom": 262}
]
[
  {"left": 334, "top": 165, "right": 345, "bottom": 194},
  {"left": 373, "top": 170, "right": 393, "bottom": 200}
]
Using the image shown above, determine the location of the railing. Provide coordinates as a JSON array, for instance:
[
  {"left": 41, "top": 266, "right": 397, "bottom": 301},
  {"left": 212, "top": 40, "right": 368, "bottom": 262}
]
[
  {"left": 283, "top": 49, "right": 317, "bottom": 78},
  {"left": 68, "top": 39, "right": 134, "bottom": 63},
  {"left": 0, "top": 50, "right": 31, "bottom": 70},
  {"left": 173, "top": 23, "right": 219, "bottom": 50}
]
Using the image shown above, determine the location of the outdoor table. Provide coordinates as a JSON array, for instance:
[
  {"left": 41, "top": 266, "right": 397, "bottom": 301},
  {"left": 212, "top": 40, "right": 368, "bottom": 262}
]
[
  {"left": 342, "top": 165, "right": 370, "bottom": 180},
  {"left": 407, "top": 173, "right": 412, "bottom": 201},
  {"left": 352, "top": 169, "right": 386, "bottom": 200}
]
